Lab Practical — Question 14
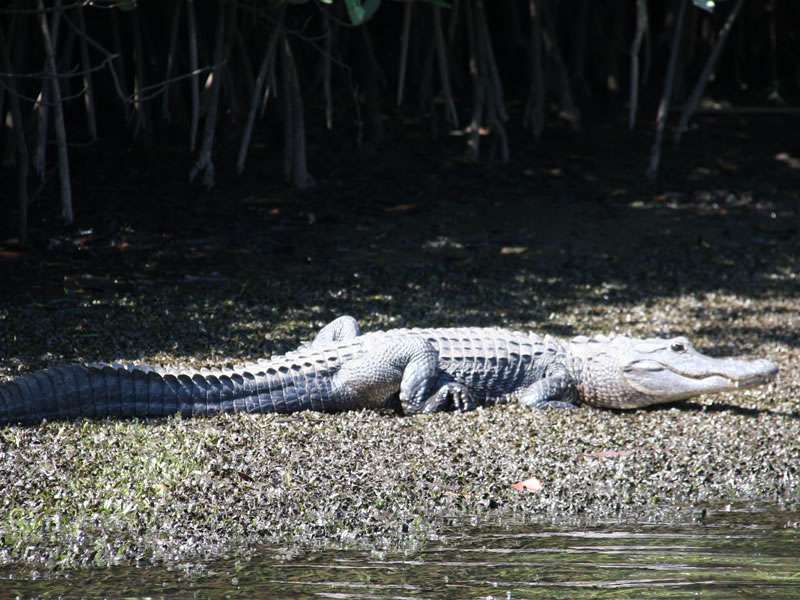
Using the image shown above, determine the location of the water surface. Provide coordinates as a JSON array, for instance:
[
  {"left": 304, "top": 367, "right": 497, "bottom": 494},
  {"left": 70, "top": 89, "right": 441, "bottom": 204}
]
[{"left": 3, "top": 502, "right": 799, "bottom": 599}]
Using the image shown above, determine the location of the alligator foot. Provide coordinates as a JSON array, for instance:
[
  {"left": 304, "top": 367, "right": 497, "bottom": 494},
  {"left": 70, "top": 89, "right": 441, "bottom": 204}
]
[{"left": 422, "top": 382, "right": 477, "bottom": 413}]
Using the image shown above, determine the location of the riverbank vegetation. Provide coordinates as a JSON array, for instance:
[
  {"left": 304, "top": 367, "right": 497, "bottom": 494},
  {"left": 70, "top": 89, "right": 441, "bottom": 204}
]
[{"left": 0, "top": 0, "right": 798, "bottom": 242}]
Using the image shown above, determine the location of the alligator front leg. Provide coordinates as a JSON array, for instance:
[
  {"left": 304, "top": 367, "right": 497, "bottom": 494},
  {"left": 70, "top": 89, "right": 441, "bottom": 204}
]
[{"left": 518, "top": 374, "right": 579, "bottom": 409}]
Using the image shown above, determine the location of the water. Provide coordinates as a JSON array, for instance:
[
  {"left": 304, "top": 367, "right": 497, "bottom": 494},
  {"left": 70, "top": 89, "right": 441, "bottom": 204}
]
[{"left": 3, "top": 503, "right": 799, "bottom": 599}]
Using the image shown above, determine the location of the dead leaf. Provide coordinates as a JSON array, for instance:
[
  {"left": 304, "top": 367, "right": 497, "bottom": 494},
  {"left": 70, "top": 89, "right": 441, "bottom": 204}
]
[
  {"left": 0, "top": 250, "right": 25, "bottom": 262},
  {"left": 512, "top": 477, "right": 544, "bottom": 493}
]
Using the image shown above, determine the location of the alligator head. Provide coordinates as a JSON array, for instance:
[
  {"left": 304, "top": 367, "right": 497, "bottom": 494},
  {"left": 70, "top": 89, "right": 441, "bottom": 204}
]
[{"left": 567, "top": 335, "right": 779, "bottom": 409}]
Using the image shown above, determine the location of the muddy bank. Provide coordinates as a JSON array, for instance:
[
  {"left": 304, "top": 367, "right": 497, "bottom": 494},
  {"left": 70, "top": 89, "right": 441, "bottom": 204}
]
[{"left": 0, "top": 114, "right": 798, "bottom": 568}]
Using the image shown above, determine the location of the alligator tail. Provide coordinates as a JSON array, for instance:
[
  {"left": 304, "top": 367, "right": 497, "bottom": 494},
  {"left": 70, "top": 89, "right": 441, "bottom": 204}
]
[{"left": 0, "top": 363, "right": 334, "bottom": 425}]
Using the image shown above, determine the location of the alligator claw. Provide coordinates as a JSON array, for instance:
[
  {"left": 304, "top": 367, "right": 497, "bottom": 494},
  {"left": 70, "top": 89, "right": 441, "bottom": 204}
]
[
  {"left": 450, "top": 384, "right": 477, "bottom": 412},
  {"left": 421, "top": 382, "right": 476, "bottom": 413},
  {"left": 528, "top": 400, "right": 579, "bottom": 410}
]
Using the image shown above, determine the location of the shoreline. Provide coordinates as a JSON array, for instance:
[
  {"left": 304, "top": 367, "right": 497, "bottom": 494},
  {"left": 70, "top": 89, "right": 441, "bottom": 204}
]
[{"left": 1, "top": 116, "right": 798, "bottom": 569}]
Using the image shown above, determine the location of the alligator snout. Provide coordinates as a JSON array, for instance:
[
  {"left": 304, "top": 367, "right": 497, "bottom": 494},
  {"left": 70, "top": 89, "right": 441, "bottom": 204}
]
[{"left": 730, "top": 359, "right": 778, "bottom": 388}]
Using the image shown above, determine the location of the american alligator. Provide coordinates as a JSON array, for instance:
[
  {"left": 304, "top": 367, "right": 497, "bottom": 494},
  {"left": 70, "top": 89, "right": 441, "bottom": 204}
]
[{"left": 0, "top": 316, "right": 778, "bottom": 424}]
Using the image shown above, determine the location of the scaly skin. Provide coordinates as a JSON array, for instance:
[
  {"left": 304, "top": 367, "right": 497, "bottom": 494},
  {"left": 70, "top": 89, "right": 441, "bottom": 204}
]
[{"left": 0, "top": 316, "right": 779, "bottom": 424}]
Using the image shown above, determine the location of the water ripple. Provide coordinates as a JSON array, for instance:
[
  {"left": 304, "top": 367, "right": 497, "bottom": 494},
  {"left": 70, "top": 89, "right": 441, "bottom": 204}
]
[{"left": 3, "top": 501, "right": 799, "bottom": 599}]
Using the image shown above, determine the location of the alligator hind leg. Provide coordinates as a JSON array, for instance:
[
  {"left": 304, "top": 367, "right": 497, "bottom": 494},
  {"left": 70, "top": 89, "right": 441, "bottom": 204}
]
[
  {"left": 311, "top": 315, "right": 361, "bottom": 347},
  {"left": 327, "top": 333, "right": 474, "bottom": 415},
  {"left": 331, "top": 334, "right": 443, "bottom": 414}
]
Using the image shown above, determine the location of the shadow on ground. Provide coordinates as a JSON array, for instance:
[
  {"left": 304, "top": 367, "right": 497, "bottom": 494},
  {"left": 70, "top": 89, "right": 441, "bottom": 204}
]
[{"left": 1, "top": 113, "right": 798, "bottom": 364}]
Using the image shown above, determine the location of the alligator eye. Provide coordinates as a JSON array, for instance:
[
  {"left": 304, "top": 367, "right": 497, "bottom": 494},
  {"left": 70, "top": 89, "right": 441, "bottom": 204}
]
[{"left": 670, "top": 342, "right": 686, "bottom": 353}]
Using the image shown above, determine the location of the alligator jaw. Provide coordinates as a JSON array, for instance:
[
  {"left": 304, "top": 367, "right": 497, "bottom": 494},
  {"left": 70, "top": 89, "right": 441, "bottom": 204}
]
[{"left": 623, "top": 356, "right": 779, "bottom": 402}]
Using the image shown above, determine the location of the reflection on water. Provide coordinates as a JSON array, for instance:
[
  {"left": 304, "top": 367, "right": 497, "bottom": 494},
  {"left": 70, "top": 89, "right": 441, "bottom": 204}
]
[{"left": 3, "top": 502, "right": 799, "bottom": 599}]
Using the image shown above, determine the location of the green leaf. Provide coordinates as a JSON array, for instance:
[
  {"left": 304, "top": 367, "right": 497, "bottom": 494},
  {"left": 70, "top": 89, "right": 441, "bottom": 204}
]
[{"left": 344, "top": 0, "right": 381, "bottom": 26}]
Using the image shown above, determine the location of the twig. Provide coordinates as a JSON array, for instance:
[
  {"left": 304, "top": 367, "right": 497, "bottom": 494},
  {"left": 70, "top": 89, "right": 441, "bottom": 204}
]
[
  {"left": 767, "top": 0, "right": 781, "bottom": 102},
  {"left": 361, "top": 25, "right": 384, "bottom": 144},
  {"left": 0, "top": 21, "right": 29, "bottom": 244},
  {"left": 221, "top": 3, "right": 240, "bottom": 122},
  {"left": 60, "top": 12, "right": 127, "bottom": 102},
  {"left": 0, "top": 14, "right": 10, "bottom": 125},
  {"left": 629, "top": 0, "right": 648, "bottom": 130},
  {"left": 33, "top": 91, "right": 49, "bottom": 178},
  {"left": 476, "top": 0, "right": 508, "bottom": 161},
  {"left": 34, "top": 1, "right": 62, "bottom": 178},
  {"left": 0, "top": 59, "right": 114, "bottom": 80},
  {"left": 540, "top": 0, "right": 580, "bottom": 131},
  {"left": 675, "top": 0, "right": 745, "bottom": 144},
  {"left": 733, "top": 8, "right": 745, "bottom": 91},
  {"left": 38, "top": 0, "right": 73, "bottom": 224},
  {"left": 464, "top": 0, "right": 484, "bottom": 161},
  {"left": 161, "top": 0, "right": 183, "bottom": 123},
  {"left": 0, "top": 39, "right": 207, "bottom": 109},
  {"left": 0, "top": 1, "right": 84, "bottom": 15},
  {"left": 131, "top": 6, "right": 151, "bottom": 140},
  {"left": 0, "top": 75, "right": 4, "bottom": 133},
  {"left": 189, "top": 0, "right": 226, "bottom": 188},
  {"left": 282, "top": 34, "right": 295, "bottom": 179},
  {"left": 672, "top": 105, "right": 800, "bottom": 115},
  {"left": 76, "top": 5, "right": 97, "bottom": 140},
  {"left": 476, "top": 0, "right": 507, "bottom": 123},
  {"left": 186, "top": 0, "right": 200, "bottom": 151},
  {"left": 642, "top": 4, "right": 652, "bottom": 85},
  {"left": 647, "top": 0, "right": 688, "bottom": 180},
  {"left": 237, "top": 8, "right": 283, "bottom": 175},
  {"left": 262, "top": 44, "right": 278, "bottom": 117},
  {"left": 524, "top": 0, "right": 545, "bottom": 138},
  {"left": 433, "top": 5, "right": 458, "bottom": 127},
  {"left": 109, "top": 7, "right": 130, "bottom": 118},
  {"left": 119, "top": 65, "right": 216, "bottom": 103},
  {"left": 397, "top": 0, "right": 413, "bottom": 106},
  {"left": 605, "top": 0, "right": 626, "bottom": 94},
  {"left": 55, "top": 17, "right": 76, "bottom": 98},
  {"left": 322, "top": 9, "right": 333, "bottom": 129},
  {"left": 282, "top": 36, "right": 314, "bottom": 188}
]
